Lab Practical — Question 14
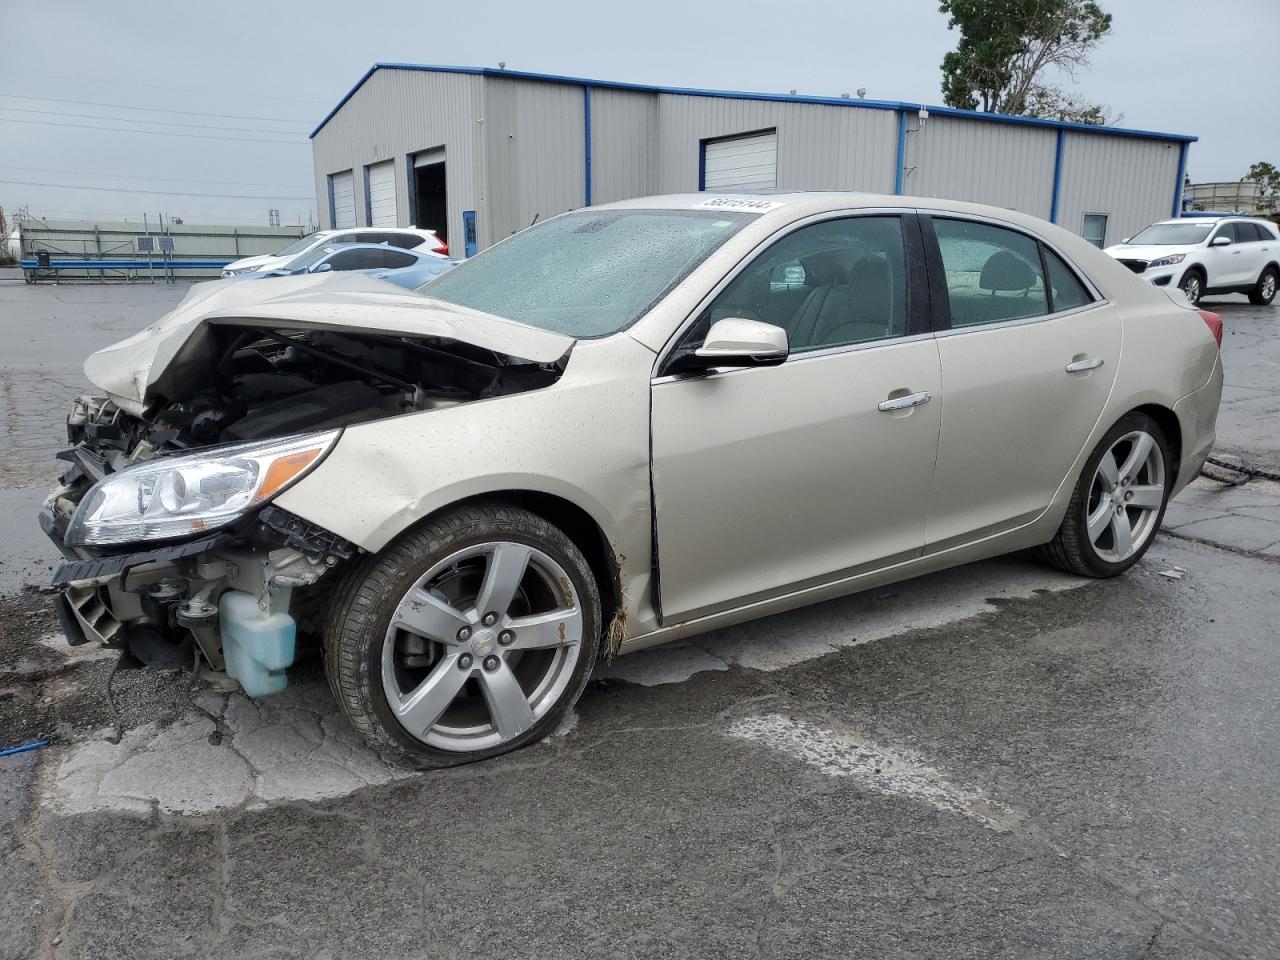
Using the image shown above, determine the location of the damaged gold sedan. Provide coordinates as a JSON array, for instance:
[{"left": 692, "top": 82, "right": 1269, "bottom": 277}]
[{"left": 42, "top": 193, "right": 1223, "bottom": 766}]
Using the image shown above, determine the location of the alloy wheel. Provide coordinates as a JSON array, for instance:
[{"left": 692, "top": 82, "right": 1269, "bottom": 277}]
[
  {"left": 1085, "top": 430, "right": 1166, "bottom": 563},
  {"left": 1182, "top": 274, "right": 1202, "bottom": 304},
  {"left": 380, "top": 541, "right": 584, "bottom": 751},
  {"left": 1262, "top": 272, "right": 1277, "bottom": 302}
]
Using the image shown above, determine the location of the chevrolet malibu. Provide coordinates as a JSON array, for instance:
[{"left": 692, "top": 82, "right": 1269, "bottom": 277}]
[{"left": 42, "top": 193, "right": 1223, "bottom": 767}]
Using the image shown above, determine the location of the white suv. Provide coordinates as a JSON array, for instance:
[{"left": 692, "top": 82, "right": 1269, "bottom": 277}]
[
  {"left": 1105, "top": 217, "right": 1279, "bottom": 306},
  {"left": 221, "top": 227, "right": 446, "bottom": 278}
]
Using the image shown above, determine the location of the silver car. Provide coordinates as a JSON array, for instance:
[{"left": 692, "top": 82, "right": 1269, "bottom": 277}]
[{"left": 42, "top": 193, "right": 1223, "bottom": 766}]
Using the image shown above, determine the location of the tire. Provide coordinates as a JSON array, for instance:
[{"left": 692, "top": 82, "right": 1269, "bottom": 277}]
[
  {"left": 1179, "top": 268, "right": 1205, "bottom": 306},
  {"left": 1249, "top": 265, "right": 1278, "bottom": 306},
  {"left": 323, "top": 502, "right": 601, "bottom": 768},
  {"left": 1040, "top": 412, "right": 1172, "bottom": 578}
]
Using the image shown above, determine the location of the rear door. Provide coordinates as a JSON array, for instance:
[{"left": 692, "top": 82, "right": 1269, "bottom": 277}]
[
  {"left": 922, "top": 215, "right": 1120, "bottom": 551},
  {"left": 1233, "top": 223, "right": 1268, "bottom": 286}
]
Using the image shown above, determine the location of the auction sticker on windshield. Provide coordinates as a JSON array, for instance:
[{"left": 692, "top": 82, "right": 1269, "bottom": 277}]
[{"left": 697, "top": 197, "right": 784, "bottom": 212}]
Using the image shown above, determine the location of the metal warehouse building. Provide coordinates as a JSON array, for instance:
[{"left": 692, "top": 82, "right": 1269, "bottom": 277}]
[{"left": 310, "top": 63, "right": 1196, "bottom": 256}]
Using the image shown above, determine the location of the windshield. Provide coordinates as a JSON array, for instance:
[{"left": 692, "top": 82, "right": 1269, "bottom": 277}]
[
  {"left": 282, "top": 244, "right": 340, "bottom": 271},
  {"left": 1126, "top": 223, "right": 1214, "bottom": 246},
  {"left": 272, "top": 232, "right": 325, "bottom": 258},
  {"left": 418, "top": 209, "right": 753, "bottom": 337}
]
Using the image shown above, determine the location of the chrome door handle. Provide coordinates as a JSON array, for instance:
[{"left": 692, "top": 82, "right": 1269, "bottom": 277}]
[
  {"left": 1065, "top": 357, "right": 1104, "bottom": 372},
  {"left": 877, "top": 391, "right": 932, "bottom": 412}
]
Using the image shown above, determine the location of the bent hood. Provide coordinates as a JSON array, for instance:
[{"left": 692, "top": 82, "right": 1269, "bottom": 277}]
[{"left": 84, "top": 272, "right": 575, "bottom": 413}]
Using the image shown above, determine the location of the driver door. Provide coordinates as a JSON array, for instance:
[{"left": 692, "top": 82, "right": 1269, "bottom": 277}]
[{"left": 650, "top": 214, "right": 942, "bottom": 623}]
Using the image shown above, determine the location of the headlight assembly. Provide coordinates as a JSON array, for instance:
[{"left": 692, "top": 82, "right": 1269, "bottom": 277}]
[
  {"left": 65, "top": 430, "right": 340, "bottom": 547},
  {"left": 1148, "top": 253, "right": 1186, "bottom": 269}
]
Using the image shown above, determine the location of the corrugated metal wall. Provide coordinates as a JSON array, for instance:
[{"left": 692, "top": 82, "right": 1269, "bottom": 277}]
[
  {"left": 654, "top": 94, "right": 898, "bottom": 194},
  {"left": 904, "top": 115, "right": 1057, "bottom": 218},
  {"left": 1056, "top": 133, "right": 1183, "bottom": 246},
  {"left": 589, "top": 88, "right": 658, "bottom": 203},
  {"left": 483, "top": 78, "right": 585, "bottom": 243},
  {"left": 311, "top": 69, "right": 485, "bottom": 247},
  {"left": 312, "top": 67, "right": 1189, "bottom": 254}
]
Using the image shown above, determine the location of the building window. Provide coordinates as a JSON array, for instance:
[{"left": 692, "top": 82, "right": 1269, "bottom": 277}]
[{"left": 1082, "top": 214, "right": 1108, "bottom": 248}]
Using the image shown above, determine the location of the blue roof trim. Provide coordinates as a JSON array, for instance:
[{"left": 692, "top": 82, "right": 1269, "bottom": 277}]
[{"left": 311, "top": 62, "right": 1200, "bottom": 144}]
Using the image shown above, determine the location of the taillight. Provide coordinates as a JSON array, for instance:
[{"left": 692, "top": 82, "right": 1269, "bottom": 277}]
[
  {"left": 1197, "top": 309, "right": 1223, "bottom": 347},
  {"left": 435, "top": 242, "right": 448, "bottom": 255}
]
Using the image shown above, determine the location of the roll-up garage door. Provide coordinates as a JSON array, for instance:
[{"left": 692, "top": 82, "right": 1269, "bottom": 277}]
[
  {"left": 703, "top": 131, "right": 777, "bottom": 192},
  {"left": 366, "top": 161, "right": 396, "bottom": 227},
  {"left": 330, "top": 170, "right": 355, "bottom": 228}
]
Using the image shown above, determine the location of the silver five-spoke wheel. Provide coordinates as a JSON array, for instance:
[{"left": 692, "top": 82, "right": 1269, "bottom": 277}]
[
  {"left": 381, "top": 541, "right": 584, "bottom": 752},
  {"left": 1085, "top": 429, "right": 1166, "bottom": 564}
]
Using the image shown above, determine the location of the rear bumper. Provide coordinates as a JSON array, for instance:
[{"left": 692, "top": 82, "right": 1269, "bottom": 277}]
[{"left": 1171, "top": 352, "right": 1223, "bottom": 496}]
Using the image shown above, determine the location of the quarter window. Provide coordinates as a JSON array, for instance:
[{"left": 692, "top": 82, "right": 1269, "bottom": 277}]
[
  {"left": 1082, "top": 214, "right": 1108, "bottom": 248},
  {"left": 688, "top": 216, "right": 909, "bottom": 353},
  {"left": 933, "top": 219, "right": 1048, "bottom": 327},
  {"left": 1043, "top": 248, "right": 1093, "bottom": 312}
]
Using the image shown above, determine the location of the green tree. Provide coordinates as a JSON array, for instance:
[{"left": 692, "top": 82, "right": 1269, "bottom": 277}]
[
  {"left": 939, "top": 0, "right": 1114, "bottom": 122},
  {"left": 1246, "top": 162, "right": 1280, "bottom": 212}
]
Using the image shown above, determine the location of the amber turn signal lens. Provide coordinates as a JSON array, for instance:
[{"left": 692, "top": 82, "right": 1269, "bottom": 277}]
[{"left": 255, "top": 448, "right": 323, "bottom": 502}]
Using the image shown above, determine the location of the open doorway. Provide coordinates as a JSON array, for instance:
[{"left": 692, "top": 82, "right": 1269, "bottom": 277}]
[{"left": 412, "top": 161, "right": 447, "bottom": 243}]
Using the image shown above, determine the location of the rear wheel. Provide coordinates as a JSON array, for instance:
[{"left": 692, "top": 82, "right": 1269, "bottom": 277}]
[
  {"left": 1179, "top": 269, "right": 1205, "bottom": 306},
  {"left": 1249, "top": 266, "right": 1278, "bottom": 306},
  {"left": 324, "top": 502, "right": 600, "bottom": 768},
  {"left": 1041, "top": 413, "right": 1171, "bottom": 578}
]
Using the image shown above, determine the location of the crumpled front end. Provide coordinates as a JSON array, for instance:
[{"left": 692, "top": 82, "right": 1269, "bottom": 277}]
[{"left": 41, "top": 287, "right": 573, "bottom": 696}]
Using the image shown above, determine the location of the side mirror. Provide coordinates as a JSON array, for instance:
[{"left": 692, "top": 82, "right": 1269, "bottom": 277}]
[
  {"left": 1211, "top": 235, "right": 1231, "bottom": 247},
  {"left": 311, "top": 261, "right": 334, "bottom": 273},
  {"left": 693, "top": 318, "right": 789, "bottom": 367}
]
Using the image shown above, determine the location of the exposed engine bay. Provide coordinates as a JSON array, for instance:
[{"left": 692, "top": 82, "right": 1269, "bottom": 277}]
[
  {"left": 42, "top": 320, "right": 569, "bottom": 694},
  {"left": 64, "top": 323, "right": 566, "bottom": 474}
]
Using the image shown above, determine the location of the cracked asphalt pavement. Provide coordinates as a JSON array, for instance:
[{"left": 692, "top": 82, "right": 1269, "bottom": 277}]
[{"left": 2, "top": 272, "right": 1279, "bottom": 960}]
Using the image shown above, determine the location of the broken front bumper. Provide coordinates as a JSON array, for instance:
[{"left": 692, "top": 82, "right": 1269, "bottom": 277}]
[{"left": 42, "top": 488, "right": 356, "bottom": 695}]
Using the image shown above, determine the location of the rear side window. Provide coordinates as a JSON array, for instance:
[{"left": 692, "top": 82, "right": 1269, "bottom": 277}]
[
  {"left": 1043, "top": 249, "right": 1092, "bottom": 313},
  {"left": 933, "top": 219, "right": 1048, "bottom": 327},
  {"left": 388, "top": 234, "right": 427, "bottom": 249},
  {"left": 1257, "top": 222, "right": 1279, "bottom": 241},
  {"left": 376, "top": 249, "right": 416, "bottom": 268}
]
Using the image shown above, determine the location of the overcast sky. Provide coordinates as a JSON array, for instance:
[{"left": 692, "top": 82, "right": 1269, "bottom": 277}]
[{"left": 2, "top": 0, "right": 1276, "bottom": 227}]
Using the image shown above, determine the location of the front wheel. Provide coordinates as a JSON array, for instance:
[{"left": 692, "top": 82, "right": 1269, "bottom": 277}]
[
  {"left": 1249, "top": 266, "right": 1278, "bottom": 306},
  {"left": 1179, "top": 269, "right": 1205, "bottom": 306},
  {"left": 324, "top": 503, "right": 601, "bottom": 768},
  {"left": 1041, "top": 413, "right": 1171, "bottom": 578}
]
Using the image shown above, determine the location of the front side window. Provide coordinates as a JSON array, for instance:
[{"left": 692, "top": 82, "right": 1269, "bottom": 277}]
[
  {"left": 285, "top": 244, "right": 342, "bottom": 271},
  {"left": 933, "top": 219, "right": 1047, "bottom": 326},
  {"left": 324, "top": 249, "right": 369, "bottom": 271},
  {"left": 420, "top": 209, "right": 752, "bottom": 338},
  {"left": 1212, "top": 223, "right": 1240, "bottom": 244},
  {"left": 683, "top": 216, "right": 908, "bottom": 353},
  {"left": 1082, "top": 214, "right": 1108, "bottom": 248}
]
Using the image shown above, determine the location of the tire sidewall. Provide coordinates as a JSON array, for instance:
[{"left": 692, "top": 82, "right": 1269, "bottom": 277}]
[
  {"left": 1065, "top": 413, "right": 1172, "bottom": 577},
  {"left": 339, "top": 507, "right": 601, "bottom": 767}
]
